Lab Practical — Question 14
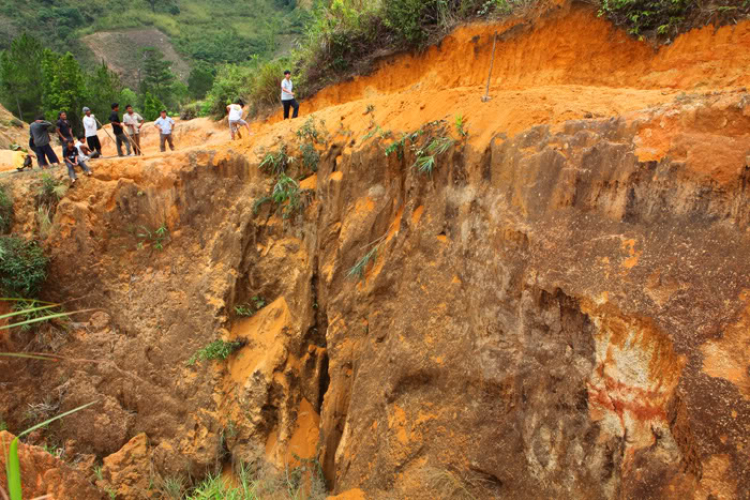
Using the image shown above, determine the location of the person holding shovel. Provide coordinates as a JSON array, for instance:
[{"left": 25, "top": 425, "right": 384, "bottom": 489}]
[
  {"left": 123, "top": 105, "right": 144, "bottom": 155},
  {"left": 109, "top": 103, "right": 131, "bottom": 157}
]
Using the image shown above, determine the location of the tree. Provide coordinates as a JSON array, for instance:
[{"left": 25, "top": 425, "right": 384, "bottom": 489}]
[
  {"left": 87, "top": 61, "right": 123, "bottom": 122},
  {"left": 0, "top": 34, "right": 44, "bottom": 121},
  {"left": 188, "top": 62, "right": 216, "bottom": 99},
  {"left": 41, "top": 50, "right": 88, "bottom": 136},
  {"left": 139, "top": 47, "right": 176, "bottom": 107},
  {"left": 141, "top": 92, "right": 165, "bottom": 121}
]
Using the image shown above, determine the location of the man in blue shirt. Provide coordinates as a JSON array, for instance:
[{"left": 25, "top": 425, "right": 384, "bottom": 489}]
[{"left": 154, "top": 110, "right": 176, "bottom": 152}]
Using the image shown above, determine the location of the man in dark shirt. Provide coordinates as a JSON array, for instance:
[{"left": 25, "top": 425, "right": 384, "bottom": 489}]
[
  {"left": 109, "top": 103, "right": 132, "bottom": 157},
  {"left": 56, "top": 111, "right": 74, "bottom": 158},
  {"left": 29, "top": 116, "right": 60, "bottom": 168}
]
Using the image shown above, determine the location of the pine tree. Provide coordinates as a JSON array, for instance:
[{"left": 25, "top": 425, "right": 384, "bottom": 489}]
[
  {"left": 0, "top": 34, "right": 45, "bottom": 121},
  {"left": 139, "top": 47, "right": 176, "bottom": 107},
  {"left": 87, "top": 61, "right": 123, "bottom": 120}
]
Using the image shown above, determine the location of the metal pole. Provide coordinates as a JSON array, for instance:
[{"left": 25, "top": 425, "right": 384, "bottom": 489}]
[{"left": 482, "top": 31, "right": 498, "bottom": 103}]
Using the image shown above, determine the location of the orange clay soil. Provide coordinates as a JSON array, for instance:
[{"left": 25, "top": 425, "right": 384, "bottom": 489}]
[{"left": 46, "top": 3, "right": 750, "bottom": 184}]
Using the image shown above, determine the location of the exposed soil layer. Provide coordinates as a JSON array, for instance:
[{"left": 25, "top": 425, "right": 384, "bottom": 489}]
[{"left": 2, "top": 3, "right": 750, "bottom": 499}]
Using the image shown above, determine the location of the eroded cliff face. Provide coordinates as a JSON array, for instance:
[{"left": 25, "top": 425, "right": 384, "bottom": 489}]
[{"left": 2, "top": 3, "right": 750, "bottom": 499}]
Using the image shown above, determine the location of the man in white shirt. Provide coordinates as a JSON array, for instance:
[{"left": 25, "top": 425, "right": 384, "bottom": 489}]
[
  {"left": 281, "top": 70, "right": 299, "bottom": 120},
  {"left": 153, "top": 110, "right": 176, "bottom": 152},
  {"left": 226, "top": 101, "right": 251, "bottom": 140},
  {"left": 82, "top": 107, "right": 102, "bottom": 158},
  {"left": 122, "top": 105, "right": 144, "bottom": 155}
]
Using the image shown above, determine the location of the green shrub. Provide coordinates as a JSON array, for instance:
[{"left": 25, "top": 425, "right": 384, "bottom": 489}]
[
  {"left": 204, "top": 64, "right": 254, "bottom": 118},
  {"left": 251, "top": 60, "right": 285, "bottom": 110},
  {"left": 0, "top": 184, "right": 13, "bottom": 234},
  {"left": 598, "top": 0, "right": 690, "bottom": 37},
  {"left": 234, "top": 296, "right": 267, "bottom": 317},
  {"left": 259, "top": 145, "right": 291, "bottom": 176},
  {"left": 300, "top": 142, "right": 320, "bottom": 172},
  {"left": 35, "top": 173, "right": 67, "bottom": 209},
  {"left": 272, "top": 173, "right": 303, "bottom": 219},
  {"left": 179, "top": 102, "right": 201, "bottom": 120},
  {"left": 0, "top": 237, "right": 48, "bottom": 297},
  {"left": 384, "top": 0, "right": 437, "bottom": 46},
  {"left": 188, "top": 339, "right": 245, "bottom": 365}
]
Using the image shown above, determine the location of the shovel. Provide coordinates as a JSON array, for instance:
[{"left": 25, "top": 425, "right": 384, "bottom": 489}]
[{"left": 482, "top": 31, "right": 498, "bottom": 103}]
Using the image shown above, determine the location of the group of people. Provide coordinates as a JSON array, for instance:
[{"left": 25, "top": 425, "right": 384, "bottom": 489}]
[
  {"left": 11, "top": 70, "right": 303, "bottom": 183},
  {"left": 14, "top": 104, "right": 178, "bottom": 184}
]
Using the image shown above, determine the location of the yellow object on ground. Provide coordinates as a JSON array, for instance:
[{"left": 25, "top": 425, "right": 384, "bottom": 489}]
[{"left": 12, "top": 150, "right": 29, "bottom": 170}]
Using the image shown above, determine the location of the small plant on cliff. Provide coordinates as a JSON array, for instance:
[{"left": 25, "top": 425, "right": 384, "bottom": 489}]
[
  {"left": 188, "top": 339, "right": 246, "bottom": 365},
  {"left": 36, "top": 205, "right": 53, "bottom": 240},
  {"left": 235, "top": 296, "right": 267, "bottom": 317},
  {"left": 300, "top": 142, "right": 320, "bottom": 172},
  {"left": 296, "top": 117, "right": 327, "bottom": 145},
  {"left": 455, "top": 114, "right": 469, "bottom": 138},
  {"left": 136, "top": 223, "right": 169, "bottom": 251},
  {"left": 159, "top": 476, "right": 186, "bottom": 499},
  {"left": 0, "top": 237, "right": 47, "bottom": 297},
  {"left": 412, "top": 136, "right": 455, "bottom": 176},
  {"left": 35, "top": 173, "right": 68, "bottom": 208},
  {"left": 259, "top": 145, "right": 292, "bottom": 175},
  {"left": 348, "top": 245, "right": 380, "bottom": 281},
  {"left": 272, "top": 174, "right": 305, "bottom": 219},
  {"left": 0, "top": 184, "right": 13, "bottom": 234},
  {"left": 12, "top": 299, "right": 63, "bottom": 332}
]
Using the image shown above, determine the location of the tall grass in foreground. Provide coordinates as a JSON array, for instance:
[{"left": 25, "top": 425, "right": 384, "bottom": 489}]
[
  {"left": 1, "top": 299, "right": 95, "bottom": 500},
  {"left": 187, "top": 461, "right": 326, "bottom": 500},
  {"left": 1, "top": 402, "right": 97, "bottom": 500}
]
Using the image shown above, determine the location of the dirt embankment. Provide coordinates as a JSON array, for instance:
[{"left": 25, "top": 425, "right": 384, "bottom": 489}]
[{"left": 2, "top": 2, "right": 750, "bottom": 499}]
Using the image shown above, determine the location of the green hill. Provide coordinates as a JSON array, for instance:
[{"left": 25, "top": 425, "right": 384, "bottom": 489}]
[{"left": 0, "top": 0, "right": 307, "bottom": 70}]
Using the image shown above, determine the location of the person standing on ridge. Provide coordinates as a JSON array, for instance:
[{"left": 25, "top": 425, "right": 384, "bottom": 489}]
[
  {"left": 226, "top": 100, "right": 251, "bottom": 140},
  {"left": 123, "top": 105, "right": 144, "bottom": 155},
  {"left": 56, "top": 111, "right": 74, "bottom": 158},
  {"left": 154, "top": 110, "right": 176, "bottom": 152},
  {"left": 63, "top": 139, "right": 92, "bottom": 185},
  {"left": 29, "top": 116, "right": 60, "bottom": 168},
  {"left": 82, "top": 107, "right": 102, "bottom": 158},
  {"left": 281, "top": 70, "right": 299, "bottom": 120},
  {"left": 109, "top": 103, "right": 131, "bottom": 157}
]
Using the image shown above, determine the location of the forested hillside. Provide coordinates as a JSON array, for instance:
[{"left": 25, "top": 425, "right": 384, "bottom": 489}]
[{"left": 0, "top": 0, "right": 306, "bottom": 67}]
